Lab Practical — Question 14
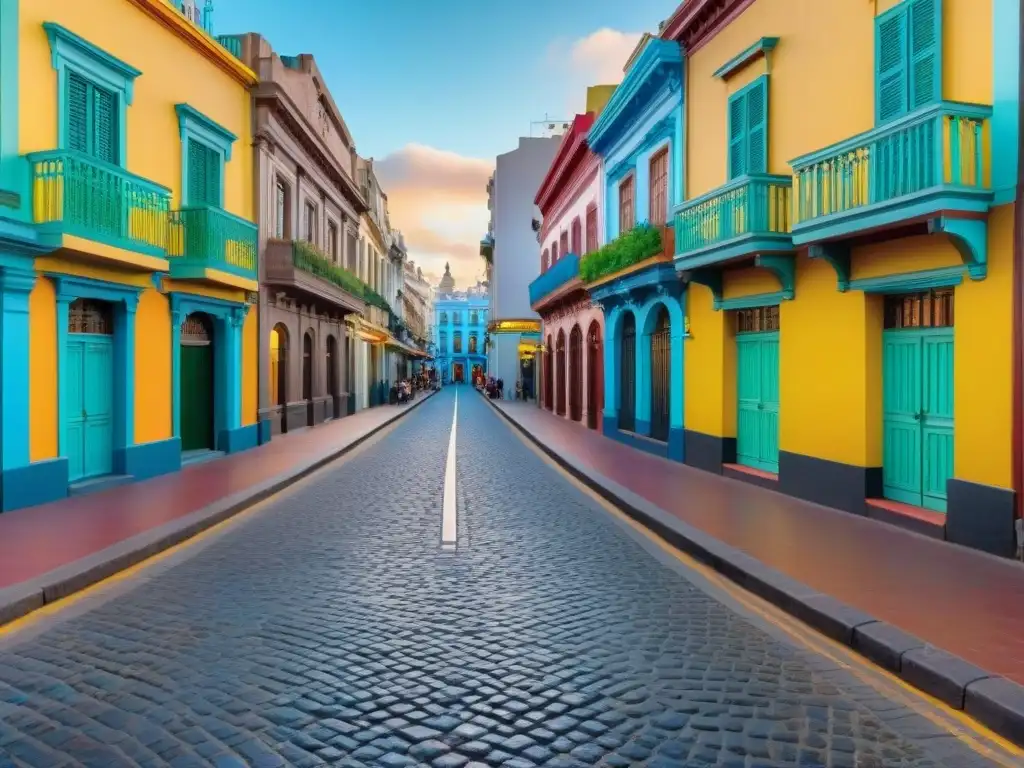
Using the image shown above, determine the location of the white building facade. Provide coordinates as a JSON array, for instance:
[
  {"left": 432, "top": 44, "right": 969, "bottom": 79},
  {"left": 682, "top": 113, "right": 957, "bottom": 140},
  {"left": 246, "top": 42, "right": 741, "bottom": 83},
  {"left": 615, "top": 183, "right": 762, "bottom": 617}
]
[{"left": 487, "top": 136, "right": 561, "bottom": 398}]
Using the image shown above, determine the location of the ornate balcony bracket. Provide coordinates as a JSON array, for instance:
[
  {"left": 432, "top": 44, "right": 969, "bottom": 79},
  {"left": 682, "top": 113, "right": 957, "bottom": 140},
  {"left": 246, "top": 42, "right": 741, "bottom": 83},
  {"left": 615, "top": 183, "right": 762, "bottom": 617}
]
[
  {"left": 808, "top": 243, "right": 851, "bottom": 292},
  {"left": 685, "top": 269, "right": 723, "bottom": 305},
  {"left": 927, "top": 216, "right": 988, "bottom": 281},
  {"left": 754, "top": 254, "right": 796, "bottom": 299}
]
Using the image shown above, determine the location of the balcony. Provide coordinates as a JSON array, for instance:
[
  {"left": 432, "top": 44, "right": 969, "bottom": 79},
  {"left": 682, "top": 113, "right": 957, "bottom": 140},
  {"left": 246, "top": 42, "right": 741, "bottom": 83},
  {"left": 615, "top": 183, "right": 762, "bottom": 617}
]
[
  {"left": 168, "top": 205, "right": 257, "bottom": 290},
  {"left": 27, "top": 149, "right": 172, "bottom": 270},
  {"left": 216, "top": 35, "right": 242, "bottom": 60},
  {"left": 529, "top": 252, "right": 580, "bottom": 308},
  {"left": 790, "top": 101, "right": 992, "bottom": 277},
  {"left": 264, "top": 238, "right": 367, "bottom": 314},
  {"left": 673, "top": 174, "right": 793, "bottom": 270},
  {"left": 480, "top": 233, "right": 494, "bottom": 262}
]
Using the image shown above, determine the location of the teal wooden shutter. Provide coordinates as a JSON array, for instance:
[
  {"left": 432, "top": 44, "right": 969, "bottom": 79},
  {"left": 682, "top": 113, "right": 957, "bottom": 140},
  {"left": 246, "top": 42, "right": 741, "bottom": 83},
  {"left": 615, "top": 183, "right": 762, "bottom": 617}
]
[
  {"left": 91, "top": 86, "right": 118, "bottom": 164},
  {"left": 66, "top": 72, "right": 89, "bottom": 154},
  {"left": 746, "top": 78, "right": 767, "bottom": 174},
  {"left": 187, "top": 138, "right": 208, "bottom": 205},
  {"left": 876, "top": 8, "right": 909, "bottom": 123},
  {"left": 728, "top": 91, "right": 747, "bottom": 179},
  {"left": 205, "top": 144, "right": 221, "bottom": 205},
  {"left": 908, "top": 0, "right": 940, "bottom": 110}
]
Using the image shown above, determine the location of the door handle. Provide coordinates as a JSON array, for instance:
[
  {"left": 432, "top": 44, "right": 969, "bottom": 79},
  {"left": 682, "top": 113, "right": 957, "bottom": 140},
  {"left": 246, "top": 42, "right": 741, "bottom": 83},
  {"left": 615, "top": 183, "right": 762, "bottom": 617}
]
[
  {"left": 913, "top": 411, "right": 921, "bottom": 420},
  {"left": 757, "top": 403, "right": 763, "bottom": 410}
]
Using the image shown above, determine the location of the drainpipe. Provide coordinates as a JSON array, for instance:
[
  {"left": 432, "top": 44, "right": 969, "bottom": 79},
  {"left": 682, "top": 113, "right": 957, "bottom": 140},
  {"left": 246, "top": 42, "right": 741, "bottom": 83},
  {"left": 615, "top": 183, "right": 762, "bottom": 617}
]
[{"left": 1014, "top": 0, "right": 1024, "bottom": 559}]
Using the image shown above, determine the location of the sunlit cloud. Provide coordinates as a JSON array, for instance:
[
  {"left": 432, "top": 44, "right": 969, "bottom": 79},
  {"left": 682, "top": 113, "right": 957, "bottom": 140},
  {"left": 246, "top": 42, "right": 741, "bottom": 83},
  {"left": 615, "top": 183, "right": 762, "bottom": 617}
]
[
  {"left": 375, "top": 144, "right": 493, "bottom": 290},
  {"left": 545, "top": 28, "right": 641, "bottom": 114}
]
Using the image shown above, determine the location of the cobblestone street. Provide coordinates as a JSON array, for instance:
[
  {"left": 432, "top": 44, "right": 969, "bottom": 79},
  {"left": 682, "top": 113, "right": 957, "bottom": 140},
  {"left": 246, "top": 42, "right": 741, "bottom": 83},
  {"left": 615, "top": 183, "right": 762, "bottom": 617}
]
[{"left": 0, "top": 389, "right": 1007, "bottom": 768}]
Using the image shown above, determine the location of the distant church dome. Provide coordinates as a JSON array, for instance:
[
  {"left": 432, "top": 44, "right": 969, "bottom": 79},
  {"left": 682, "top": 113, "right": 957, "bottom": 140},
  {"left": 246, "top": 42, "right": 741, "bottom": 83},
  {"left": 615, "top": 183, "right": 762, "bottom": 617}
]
[{"left": 438, "top": 262, "right": 455, "bottom": 294}]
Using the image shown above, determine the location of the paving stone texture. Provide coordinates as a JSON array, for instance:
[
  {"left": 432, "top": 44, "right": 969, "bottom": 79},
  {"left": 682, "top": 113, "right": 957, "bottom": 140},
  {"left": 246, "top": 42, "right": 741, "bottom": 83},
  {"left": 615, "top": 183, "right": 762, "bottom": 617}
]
[{"left": 0, "top": 390, "right": 1003, "bottom": 767}]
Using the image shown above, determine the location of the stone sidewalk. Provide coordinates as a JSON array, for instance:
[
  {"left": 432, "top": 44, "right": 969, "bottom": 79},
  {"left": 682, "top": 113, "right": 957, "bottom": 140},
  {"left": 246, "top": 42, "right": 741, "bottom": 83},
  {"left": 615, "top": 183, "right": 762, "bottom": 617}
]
[
  {"left": 0, "top": 391, "right": 436, "bottom": 628},
  {"left": 485, "top": 397, "right": 1024, "bottom": 747}
]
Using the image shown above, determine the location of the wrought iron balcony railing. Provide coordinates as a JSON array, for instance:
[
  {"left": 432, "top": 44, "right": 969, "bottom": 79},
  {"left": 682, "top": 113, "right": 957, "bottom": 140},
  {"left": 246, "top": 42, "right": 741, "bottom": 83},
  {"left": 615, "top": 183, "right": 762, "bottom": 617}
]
[{"left": 168, "top": 205, "right": 257, "bottom": 281}]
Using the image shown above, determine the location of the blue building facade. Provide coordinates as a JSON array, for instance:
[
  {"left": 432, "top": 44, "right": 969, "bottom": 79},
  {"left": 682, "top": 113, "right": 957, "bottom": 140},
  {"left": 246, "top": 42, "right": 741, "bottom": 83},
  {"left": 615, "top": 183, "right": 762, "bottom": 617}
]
[
  {"left": 587, "top": 38, "right": 687, "bottom": 462},
  {"left": 433, "top": 294, "right": 489, "bottom": 384}
]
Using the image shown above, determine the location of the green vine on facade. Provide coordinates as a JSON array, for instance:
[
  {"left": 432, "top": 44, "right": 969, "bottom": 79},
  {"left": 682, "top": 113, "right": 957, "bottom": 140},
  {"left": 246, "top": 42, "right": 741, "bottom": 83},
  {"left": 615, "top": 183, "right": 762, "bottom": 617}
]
[
  {"left": 579, "top": 223, "right": 663, "bottom": 284},
  {"left": 292, "top": 239, "right": 393, "bottom": 314}
]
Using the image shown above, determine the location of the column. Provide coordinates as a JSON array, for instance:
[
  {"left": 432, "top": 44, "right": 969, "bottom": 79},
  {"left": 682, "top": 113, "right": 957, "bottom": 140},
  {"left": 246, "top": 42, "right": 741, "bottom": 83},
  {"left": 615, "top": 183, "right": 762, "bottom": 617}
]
[
  {"left": 0, "top": 266, "right": 36, "bottom": 471},
  {"left": 225, "top": 307, "right": 245, "bottom": 432}
]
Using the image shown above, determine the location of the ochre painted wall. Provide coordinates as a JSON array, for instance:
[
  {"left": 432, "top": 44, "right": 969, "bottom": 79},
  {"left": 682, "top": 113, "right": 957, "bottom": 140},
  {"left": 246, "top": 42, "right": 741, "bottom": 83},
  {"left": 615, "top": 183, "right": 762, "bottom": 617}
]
[
  {"left": 685, "top": 0, "right": 993, "bottom": 200},
  {"left": 135, "top": 289, "right": 172, "bottom": 444},
  {"left": 683, "top": 286, "right": 736, "bottom": 438},
  {"left": 20, "top": 0, "right": 253, "bottom": 221}
]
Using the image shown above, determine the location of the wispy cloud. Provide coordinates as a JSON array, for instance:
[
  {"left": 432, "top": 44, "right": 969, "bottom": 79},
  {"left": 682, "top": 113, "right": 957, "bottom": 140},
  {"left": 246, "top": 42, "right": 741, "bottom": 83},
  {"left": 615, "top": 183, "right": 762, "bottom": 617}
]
[
  {"left": 546, "top": 28, "right": 642, "bottom": 114},
  {"left": 375, "top": 144, "right": 493, "bottom": 290}
]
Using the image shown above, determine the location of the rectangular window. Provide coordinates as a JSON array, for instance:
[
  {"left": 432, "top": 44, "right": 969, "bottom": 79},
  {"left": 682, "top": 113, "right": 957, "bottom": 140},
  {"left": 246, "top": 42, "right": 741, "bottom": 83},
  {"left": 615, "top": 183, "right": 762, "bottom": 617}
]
[
  {"left": 618, "top": 175, "right": 635, "bottom": 232},
  {"left": 452, "top": 311, "right": 461, "bottom": 324},
  {"left": 875, "top": 0, "right": 940, "bottom": 124},
  {"left": 585, "top": 205, "right": 598, "bottom": 253},
  {"left": 727, "top": 77, "right": 768, "bottom": 180},
  {"left": 275, "top": 180, "right": 288, "bottom": 238},
  {"left": 304, "top": 201, "right": 317, "bottom": 243},
  {"left": 328, "top": 221, "right": 339, "bottom": 261},
  {"left": 440, "top": 332, "right": 448, "bottom": 352},
  {"left": 454, "top": 332, "right": 462, "bottom": 353},
  {"left": 649, "top": 148, "right": 669, "bottom": 225},
  {"left": 66, "top": 71, "right": 118, "bottom": 165},
  {"left": 186, "top": 138, "right": 221, "bottom": 206},
  {"left": 469, "top": 334, "right": 478, "bottom": 354},
  {"left": 736, "top": 305, "right": 780, "bottom": 333},
  {"left": 470, "top": 311, "right": 478, "bottom": 325},
  {"left": 884, "top": 289, "right": 954, "bottom": 329}
]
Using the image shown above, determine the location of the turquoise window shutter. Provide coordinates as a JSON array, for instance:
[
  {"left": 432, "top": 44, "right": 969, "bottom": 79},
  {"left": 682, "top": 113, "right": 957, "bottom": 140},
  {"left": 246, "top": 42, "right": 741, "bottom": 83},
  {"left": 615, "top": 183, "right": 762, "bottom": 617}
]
[
  {"left": 66, "top": 73, "right": 89, "bottom": 154},
  {"left": 876, "top": 9, "right": 909, "bottom": 123},
  {"left": 746, "top": 78, "right": 768, "bottom": 174},
  {"left": 728, "top": 91, "right": 747, "bottom": 179},
  {"left": 908, "top": 0, "right": 941, "bottom": 110},
  {"left": 92, "top": 86, "right": 117, "bottom": 165},
  {"left": 206, "top": 144, "right": 221, "bottom": 205},
  {"left": 187, "top": 138, "right": 208, "bottom": 206}
]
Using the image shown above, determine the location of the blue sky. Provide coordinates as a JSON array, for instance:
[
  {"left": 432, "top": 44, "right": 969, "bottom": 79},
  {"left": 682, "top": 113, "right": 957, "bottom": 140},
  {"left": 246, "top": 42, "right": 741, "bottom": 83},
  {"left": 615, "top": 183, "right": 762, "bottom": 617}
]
[{"left": 214, "top": 0, "right": 679, "bottom": 161}]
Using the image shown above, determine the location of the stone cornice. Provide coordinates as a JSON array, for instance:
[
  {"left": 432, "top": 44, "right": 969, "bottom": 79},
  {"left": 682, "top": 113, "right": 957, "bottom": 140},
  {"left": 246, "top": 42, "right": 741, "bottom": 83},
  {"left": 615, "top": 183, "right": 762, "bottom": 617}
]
[
  {"left": 661, "top": 0, "right": 757, "bottom": 55},
  {"left": 255, "top": 82, "right": 367, "bottom": 214},
  {"left": 587, "top": 38, "right": 683, "bottom": 156},
  {"left": 535, "top": 113, "right": 595, "bottom": 212}
]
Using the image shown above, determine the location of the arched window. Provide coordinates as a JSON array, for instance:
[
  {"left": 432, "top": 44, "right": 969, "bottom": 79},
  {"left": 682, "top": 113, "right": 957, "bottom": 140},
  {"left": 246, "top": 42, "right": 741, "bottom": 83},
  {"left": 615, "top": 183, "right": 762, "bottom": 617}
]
[
  {"left": 570, "top": 217, "right": 582, "bottom": 255},
  {"left": 542, "top": 248, "right": 549, "bottom": 271},
  {"left": 551, "top": 240, "right": 558, "bottom": 262},
  {"left": 559, "top": 230, "right": 569, "bottom": 257}
]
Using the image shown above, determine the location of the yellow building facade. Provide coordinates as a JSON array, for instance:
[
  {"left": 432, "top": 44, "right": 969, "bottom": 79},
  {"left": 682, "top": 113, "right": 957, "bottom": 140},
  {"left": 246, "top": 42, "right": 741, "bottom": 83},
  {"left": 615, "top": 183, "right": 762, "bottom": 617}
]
[
  {"left": 0, "top": 0, "right": 259, "bottom": 510},
  {"left": 661, "top": 0, "right": 1018, "bottom": 555}
]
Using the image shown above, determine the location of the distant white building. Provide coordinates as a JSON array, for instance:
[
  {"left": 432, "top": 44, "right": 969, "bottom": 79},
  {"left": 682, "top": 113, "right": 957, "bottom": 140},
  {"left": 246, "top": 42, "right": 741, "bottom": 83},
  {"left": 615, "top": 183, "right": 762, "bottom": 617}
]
[{"left": 486, "top": 136, "right": 561, "bottom": 398}]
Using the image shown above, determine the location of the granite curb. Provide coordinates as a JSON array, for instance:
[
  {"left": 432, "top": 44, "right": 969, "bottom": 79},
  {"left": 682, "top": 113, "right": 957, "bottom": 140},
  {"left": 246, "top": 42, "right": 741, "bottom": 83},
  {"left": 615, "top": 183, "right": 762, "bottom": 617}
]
[
  {"left": 0, "top": 390, "right": 437, "bottom": 631},
  {"left": 483, "top": 394, "right": 1024, "bottom": 748}
]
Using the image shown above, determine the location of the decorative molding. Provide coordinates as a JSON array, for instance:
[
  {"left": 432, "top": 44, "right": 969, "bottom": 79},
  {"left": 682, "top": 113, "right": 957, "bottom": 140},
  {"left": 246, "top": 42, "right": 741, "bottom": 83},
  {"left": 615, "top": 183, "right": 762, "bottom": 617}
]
[
  {"left": 754, "top": 254, "right": 796, "bottom": 300},
  {"left": 44, "top": 22, "right": 141, "bottom": 103},
  {"left": 588, "top": 39, "right": 683, "bottom": 157},
  {"left": 535, "top": 114, "right": 595, "bottom": 211},
  {"left": 176, "top": 104, "right": 237, "bottom": 159},
  {"left": 927, "top": 215, "right": 988, "bottom": 280},
  {"left": 661, "top": 0, "right": 758, "bottom": 56},
  {"left": 606, "top": 113, "right": 676, "bottom": 184},
  {"left": 540, "top": 159, "right": 600, "bottom": 243},
  {"left": 713, "top": 37, "right": 779, "bottom": 80},
  {"left": 847, "top": 265, "right": 966, "bottom": 294}
]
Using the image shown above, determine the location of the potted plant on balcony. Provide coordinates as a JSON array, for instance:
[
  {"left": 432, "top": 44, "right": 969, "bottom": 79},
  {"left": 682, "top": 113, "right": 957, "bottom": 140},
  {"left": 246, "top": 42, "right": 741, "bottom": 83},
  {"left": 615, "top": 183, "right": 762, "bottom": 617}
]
[{"left": 579, "top": 222, "right": 664, "bottom": 284}]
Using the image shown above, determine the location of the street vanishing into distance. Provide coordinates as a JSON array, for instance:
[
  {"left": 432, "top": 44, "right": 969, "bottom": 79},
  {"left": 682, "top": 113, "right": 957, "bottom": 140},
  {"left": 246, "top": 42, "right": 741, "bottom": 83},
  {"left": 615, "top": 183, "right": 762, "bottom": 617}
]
[{"left": 0, "top": 390, "right": 1015, "bottom": 768}]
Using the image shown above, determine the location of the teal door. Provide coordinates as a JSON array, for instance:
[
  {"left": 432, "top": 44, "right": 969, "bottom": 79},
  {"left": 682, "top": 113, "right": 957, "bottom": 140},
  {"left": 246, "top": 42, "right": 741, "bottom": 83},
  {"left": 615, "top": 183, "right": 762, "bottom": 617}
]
[
  {"left": 180, "top": 344, "right": 214, "bottom": 451},
  {"left": 736, "top": 330, "right": 780, "bottom": 473},
  {"left": 66, "top": 335, "right": 114, "bottom": 482},
  {"left": 883, "top": 329, "right": 954, "bottom": 511}
]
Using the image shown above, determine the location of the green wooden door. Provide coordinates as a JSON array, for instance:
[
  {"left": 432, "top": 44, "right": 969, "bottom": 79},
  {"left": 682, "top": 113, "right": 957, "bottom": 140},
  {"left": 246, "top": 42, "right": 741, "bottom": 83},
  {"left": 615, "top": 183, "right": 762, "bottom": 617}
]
[
  {"left": 882, "top": 329, "right": 953, "bottom": 510},
  {"left": 921, "top": 332, "right": 954, "bottom": 511},
  {"left": 736, "top": 331, "right": 780, "bottom": 473},
  {"left": 180, "top": 344, "right": 214, "bottom": 451},
  {"left": 66, "top": 335, "right": 114, "bottom": 482}
]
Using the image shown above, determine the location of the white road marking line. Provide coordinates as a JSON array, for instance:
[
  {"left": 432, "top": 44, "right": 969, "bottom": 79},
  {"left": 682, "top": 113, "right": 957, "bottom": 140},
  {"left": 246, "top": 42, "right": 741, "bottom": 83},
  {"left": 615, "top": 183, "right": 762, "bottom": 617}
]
[{"left": 441, "top": 391, "right": 458, "bottom": 545}]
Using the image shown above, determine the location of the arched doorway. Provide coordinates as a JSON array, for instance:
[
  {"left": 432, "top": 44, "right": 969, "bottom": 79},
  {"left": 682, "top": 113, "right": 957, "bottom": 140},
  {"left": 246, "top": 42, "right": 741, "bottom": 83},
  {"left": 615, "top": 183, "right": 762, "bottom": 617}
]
[
  {"left": 619, "top": 312, "right": 636, "bottom": 432},
  {"left": 66, "top": 298, "right": 115, "bottom": 481},
  {"left": 302, "top": 331, "right": 314, "bottom": 422},
  {"left": 587, "top": 321, "right": 603, "bottom": 430},
  {"left": 569, "top": 325, "right": 583, "bottom": 421},
  {"left": 544, "top": 334, "right": 553, "bottom": 410},
  {"left": 270, "top": 323, "right": 288, "bottom": 409},
  {"left": 650, "top": 306, "right": 671, "bottom": 442},
  {"left": 180, "top": 313, "right": 215, "bottom": 452},
  {"left": 326, "top": 335, "right": 338, "bottom": 418},
  {"left": 556, "top": 329, "right": 566, "bottom": 416}
]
